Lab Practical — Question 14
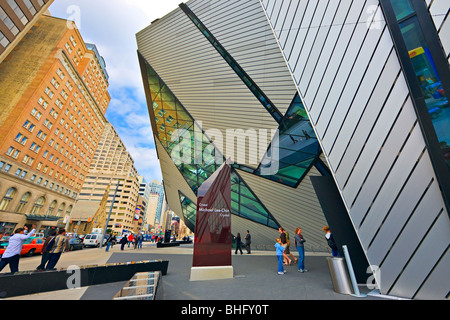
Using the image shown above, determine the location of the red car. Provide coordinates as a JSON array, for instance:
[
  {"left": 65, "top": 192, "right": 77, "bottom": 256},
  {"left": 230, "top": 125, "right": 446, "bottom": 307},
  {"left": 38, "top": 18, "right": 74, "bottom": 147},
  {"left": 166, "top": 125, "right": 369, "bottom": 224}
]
[{"left": 0, "top": 237, "right": 44, "bottom": 258}]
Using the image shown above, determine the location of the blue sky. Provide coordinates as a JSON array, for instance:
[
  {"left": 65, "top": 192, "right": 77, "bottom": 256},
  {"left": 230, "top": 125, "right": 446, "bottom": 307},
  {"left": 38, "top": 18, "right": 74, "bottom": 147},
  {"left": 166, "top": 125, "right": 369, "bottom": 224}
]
[{"left": 48, "top": 0, "right": 182, "bottom": 183}]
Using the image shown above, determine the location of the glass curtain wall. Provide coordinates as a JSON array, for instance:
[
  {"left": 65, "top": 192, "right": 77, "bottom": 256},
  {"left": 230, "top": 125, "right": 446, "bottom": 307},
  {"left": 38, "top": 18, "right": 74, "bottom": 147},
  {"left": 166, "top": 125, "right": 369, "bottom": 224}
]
[
  {"left": 391, "top": 0, "right": 450, "bottom": 170},
  {"left": 144, "top": 61, "right": 279, "bottom": 231}
]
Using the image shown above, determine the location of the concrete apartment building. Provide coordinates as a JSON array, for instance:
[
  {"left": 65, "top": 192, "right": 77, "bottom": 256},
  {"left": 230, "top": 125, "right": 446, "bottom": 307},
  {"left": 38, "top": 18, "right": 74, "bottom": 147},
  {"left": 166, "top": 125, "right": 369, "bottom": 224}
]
[
  {"left": 0, "top": 0, "right": 54, "bottom": 63},
  {"left": 0, "top": 14, "right": 110, "bottom": 235},
  {"left": 72, "top": 122, "right": 141, "bottom": 235},
  {"left": 138, "top": 176, "right": 150, "bottom": 231}
]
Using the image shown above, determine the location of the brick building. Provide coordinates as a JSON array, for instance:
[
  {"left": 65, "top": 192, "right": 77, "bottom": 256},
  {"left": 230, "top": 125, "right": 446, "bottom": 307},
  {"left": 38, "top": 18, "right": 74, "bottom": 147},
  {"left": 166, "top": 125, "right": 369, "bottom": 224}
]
[{"left": 0, "top": 14, "right": 110, "bottom": 235}]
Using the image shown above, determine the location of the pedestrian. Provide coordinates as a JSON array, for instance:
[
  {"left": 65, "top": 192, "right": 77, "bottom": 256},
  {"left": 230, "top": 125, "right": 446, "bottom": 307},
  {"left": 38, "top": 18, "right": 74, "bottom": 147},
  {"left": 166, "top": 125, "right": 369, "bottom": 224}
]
[
  {"left": 278, "top": 227, "right": 291, "bottom": 265},
  {"left": 36, "top": 230, "right": 57, "bottom": 270},
  {"left": 105, "top": 234, "right": 113, "bottom": 252},
  {"left": 294, "top": 227, "right": 307, "bottom": 272},
  {"left": 323, "top": 226, "right": 340, "bottom": 257},
  {"left": 134, "top": 233, "right": 139, "bottom": 249},
  {"left": 234, "top": 233, "right": 243, "bottom": 255},
  {"left": 244, "top": 230, "right": 251, "bottom": 254},
  {"left": 138, "top": 234, "right": 143, "bottom": 249},
  {"left": 275, "top": 238, "right": 285, "bottom": 275},
  {"left": 284, "top": 229, "right": 298, "bottom": 264},
  {"left": 120, "top": 234, "right": 128, "bottom": 250},
  {"left": 128, "top": 234, "right": 133, "bottom": 248},
  {"left": 0, "top": 225, "right": 36, "bottom": 274},
  {"left": 110, "top": 234, "right": 117, "bottom": 248},
  {"left": 46, "top": 228, "right": 69, "bottom": 270}
]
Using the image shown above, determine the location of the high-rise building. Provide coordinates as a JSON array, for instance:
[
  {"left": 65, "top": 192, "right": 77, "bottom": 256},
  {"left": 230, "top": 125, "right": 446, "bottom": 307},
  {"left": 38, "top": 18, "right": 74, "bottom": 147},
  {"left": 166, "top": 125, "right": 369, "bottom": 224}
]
[
  {"left": 136, "top": 0, "right": 449, "bottom": 299},
  {"left": 0, "top": 0, "right": 54, "bottom": 63},
  {"left": 73, "top": 122, "right": 141, "bottom": 234},
  {"left": 138, "top": 176, "right": 150, "bottom": 203},
  {"left": 148, "top": 179, "right": 165, "bottom": 225},
  {"left": 138, "top": 175, "right": 151, "bottom": 231},
  {"left": 0, "top": 15, "right": 109, "bottom": 235}
]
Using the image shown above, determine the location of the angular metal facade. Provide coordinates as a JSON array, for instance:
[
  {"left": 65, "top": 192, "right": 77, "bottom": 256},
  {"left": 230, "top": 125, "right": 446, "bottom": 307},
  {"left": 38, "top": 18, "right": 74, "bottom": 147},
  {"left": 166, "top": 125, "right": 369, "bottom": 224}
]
[
  {"left": 136, "top": 0, "right": 332, "bottom": 253},
  {"left": 260, "top": 0, "right": 449, "bottom": 299},
  {"left": 137, "top": 0, "right": 449, "bottom": 299}
]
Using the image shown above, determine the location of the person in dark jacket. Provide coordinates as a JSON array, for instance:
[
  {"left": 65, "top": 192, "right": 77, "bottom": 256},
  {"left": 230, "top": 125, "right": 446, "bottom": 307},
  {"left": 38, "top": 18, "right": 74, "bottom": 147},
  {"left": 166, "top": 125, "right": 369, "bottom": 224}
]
[
  {"left": 36, "top": 230, "right": 57, "bottom": 270},
  {"left": 120, "top": 234, "right": 128, "bottom": 251},
  {"left": 294, "top": 227, "right": 307, "bottom": 273},
  {"left": 323, "top": 226, "right": 340, "bottom": 257},
  {"left": 244, "top": 230, "right": 251, "bottom": 254},
  {"left": 234, "top": 233, "right": 243, "bottom": 255}
]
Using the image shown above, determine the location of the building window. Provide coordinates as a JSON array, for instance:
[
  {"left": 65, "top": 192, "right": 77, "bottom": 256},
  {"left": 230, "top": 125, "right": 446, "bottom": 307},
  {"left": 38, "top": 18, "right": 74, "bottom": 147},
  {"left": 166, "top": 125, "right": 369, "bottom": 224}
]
[
  {"left": 0, "top": 187, "right": 17, "bottom": 211},
  {"left": 6, "top": 0, "right": 29, "bottom": 25},
  {"left": 47, "top": 200, "right": 57, "bottom": 216},
  {"left": 0, "top": 30, "right": 10, "bottom": 48},
  {"left": 22, "top": 0, "right": 36, "bottom": 15},
  {"left": 16, "top": 192, "right": 31, "bottom": 213},
  {"left": 3, "top": 164, "right": 12, "bottom": 173},
  {"left": 23, "top": 120, "right": 35, "bottom": 132},
  {"left": 15, "top": 168, "right": 27, "bottom": 178},
  {"left": 30, "top": 196, "right": 45, "bottom": 215},
  {"left": 31, "top": 108, "right": 42, "bottom": 120},
  {"left": 6, "top": 146, "right": 20, "bottom": 159},
  {"left": 57, "top": 203, "right": 65, "bottom": 217},
  {"left": 0, "top": 7, "right": 19, "bottom": 36},
  {"left": 14, "top": 133, "right": 27, "bottom": 145}
]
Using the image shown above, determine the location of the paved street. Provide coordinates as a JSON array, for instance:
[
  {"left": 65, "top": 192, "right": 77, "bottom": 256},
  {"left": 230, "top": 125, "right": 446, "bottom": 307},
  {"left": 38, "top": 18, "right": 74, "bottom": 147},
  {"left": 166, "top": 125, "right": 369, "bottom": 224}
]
[{"left": 1, "top": 241, "right": 390, "bottom": 301}]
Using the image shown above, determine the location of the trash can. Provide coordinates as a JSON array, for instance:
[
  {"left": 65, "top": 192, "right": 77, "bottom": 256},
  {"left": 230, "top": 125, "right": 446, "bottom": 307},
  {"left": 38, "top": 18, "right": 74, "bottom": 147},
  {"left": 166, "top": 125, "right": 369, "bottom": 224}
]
[{"left": 326, "top": 257, "right": 354, "bottom": 295}]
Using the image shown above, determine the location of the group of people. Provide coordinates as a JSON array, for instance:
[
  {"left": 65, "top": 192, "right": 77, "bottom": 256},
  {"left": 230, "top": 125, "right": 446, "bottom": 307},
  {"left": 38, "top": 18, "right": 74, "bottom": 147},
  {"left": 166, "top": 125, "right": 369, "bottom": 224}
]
[
  {"left": 275, "top": 225, "right": 339, "bottom": 275},
  {"left": 116, "top": 233, "right": 144, "bottom": 251},
  {"left": 0, "top": 225, "right": 70, "bottom": 274},
  {"left": 233, "top": 230, "right": 251, "bottom": 255}
]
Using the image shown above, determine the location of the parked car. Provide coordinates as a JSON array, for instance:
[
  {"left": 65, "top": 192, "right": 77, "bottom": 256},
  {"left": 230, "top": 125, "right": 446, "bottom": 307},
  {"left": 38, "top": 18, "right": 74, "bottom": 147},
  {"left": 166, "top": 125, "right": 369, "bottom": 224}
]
[
  {"left": 68, "top": 237, "right": 84, "bottom": 251},
  {"left": 0, "top": 237, "right": 44, "bottom": 258},
  {"left": 83, "top": 234, "right": 105, "bottom": 248}
]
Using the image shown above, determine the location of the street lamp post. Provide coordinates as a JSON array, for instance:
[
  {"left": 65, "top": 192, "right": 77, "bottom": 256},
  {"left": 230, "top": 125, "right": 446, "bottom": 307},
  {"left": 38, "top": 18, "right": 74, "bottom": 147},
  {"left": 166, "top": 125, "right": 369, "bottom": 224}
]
[{"left": 99, "top": 178, "right": 121, "bottom": 249}]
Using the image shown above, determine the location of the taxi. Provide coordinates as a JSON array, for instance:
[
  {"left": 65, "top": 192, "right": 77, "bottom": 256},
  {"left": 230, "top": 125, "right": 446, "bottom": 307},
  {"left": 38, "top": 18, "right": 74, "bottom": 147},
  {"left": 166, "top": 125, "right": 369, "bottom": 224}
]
[{"left": 0, "top": 237, "right": 44, "bottom": 258}]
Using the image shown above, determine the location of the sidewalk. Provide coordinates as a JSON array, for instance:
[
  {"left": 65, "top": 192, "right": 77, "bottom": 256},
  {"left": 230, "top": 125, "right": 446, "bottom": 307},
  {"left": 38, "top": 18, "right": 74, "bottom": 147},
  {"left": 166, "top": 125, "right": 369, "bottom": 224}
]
[{"left": 3, "top": 242, "right": 386, "bottom": 300}]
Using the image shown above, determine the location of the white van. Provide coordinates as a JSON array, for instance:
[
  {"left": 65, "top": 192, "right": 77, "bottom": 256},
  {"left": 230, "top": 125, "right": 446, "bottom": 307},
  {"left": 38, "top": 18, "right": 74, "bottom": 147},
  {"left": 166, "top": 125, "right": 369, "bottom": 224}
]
[{"left": 83, "top": 233, "right": 104, "bottom": 248}]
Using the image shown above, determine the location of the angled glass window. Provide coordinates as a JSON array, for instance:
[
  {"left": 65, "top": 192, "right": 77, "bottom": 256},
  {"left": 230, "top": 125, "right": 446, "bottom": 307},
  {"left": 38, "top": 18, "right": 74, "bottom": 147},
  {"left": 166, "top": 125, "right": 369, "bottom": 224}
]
[
  {"left": 143, "top": 59, "right": 279, "bottom": 229},
  {"left": 390, "top": 1, "right": 450, "bottom": 171},
  {"left": 179, "top": 192, "right": 197, "bottom": 232},
  {"left": 255, "top": 93, "right": 322, "bottom": 187}
]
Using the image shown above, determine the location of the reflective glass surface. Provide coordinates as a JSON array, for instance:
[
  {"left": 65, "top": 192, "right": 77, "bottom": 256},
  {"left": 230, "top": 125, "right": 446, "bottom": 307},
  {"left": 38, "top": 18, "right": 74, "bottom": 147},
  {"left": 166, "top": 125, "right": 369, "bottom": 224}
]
[
  {"left": 391, "top": 0, "right": 415, "bottom": 20},
  {"left": 145, "top": 61, "right": 279, "bottom": 231},
  {"left": 179, "top": 192, "right": 196, "bottom": 232},
  {"left": 256, "top": 94, "right": 321, "bottom": 186},
  {"left": 398, "top": 16, "right": 450, "bottom": 170}
]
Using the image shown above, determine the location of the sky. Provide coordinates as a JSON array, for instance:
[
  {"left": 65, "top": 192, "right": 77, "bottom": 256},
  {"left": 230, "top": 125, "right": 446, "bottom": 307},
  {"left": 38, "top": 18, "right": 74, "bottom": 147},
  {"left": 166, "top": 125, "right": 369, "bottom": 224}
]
[{"left": 48, "top": 0, "right": 183, "bottom": 183}]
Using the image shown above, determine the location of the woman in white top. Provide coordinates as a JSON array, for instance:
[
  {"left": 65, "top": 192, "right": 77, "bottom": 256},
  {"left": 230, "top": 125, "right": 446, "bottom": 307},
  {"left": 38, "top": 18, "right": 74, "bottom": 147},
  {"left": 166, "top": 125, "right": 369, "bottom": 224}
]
[{"left": 0, "top": 225, "right": 36, "bottom": 274}]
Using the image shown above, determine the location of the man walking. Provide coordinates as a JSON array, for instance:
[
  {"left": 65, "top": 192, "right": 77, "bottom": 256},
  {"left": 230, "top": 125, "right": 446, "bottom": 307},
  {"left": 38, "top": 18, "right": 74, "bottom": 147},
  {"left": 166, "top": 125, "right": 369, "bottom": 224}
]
[
  {"left": 120, "top": 234, "right": 128, "bottom": 251},
  {"left": 244, "top": 230, "right": 251, "bottom": 254},
  {"left": 46, "top": 228, "right": 69, "bottom": 270},
  {"left": 0, "top": 225, "right": 36, "bottom": 274},
  {"left": 36, "top": 230, "right": 57, "bottom": 270}
]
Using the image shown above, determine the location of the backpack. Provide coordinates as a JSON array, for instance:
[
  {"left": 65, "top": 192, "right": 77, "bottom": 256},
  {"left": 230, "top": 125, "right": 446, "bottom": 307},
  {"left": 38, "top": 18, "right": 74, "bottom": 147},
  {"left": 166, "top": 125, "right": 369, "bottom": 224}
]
[{"left": 45, "top": 236, "right": 56, "bottom": 252}]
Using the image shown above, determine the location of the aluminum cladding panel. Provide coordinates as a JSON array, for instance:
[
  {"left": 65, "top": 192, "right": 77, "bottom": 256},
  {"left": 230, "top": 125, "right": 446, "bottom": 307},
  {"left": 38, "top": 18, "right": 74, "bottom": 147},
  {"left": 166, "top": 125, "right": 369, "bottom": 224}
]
[
  {"left": 136, "top": 5, "right": 280, "bottom": 168},
  {"left": 261, "top": 0, "right": 450, "bottom": 299}
]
